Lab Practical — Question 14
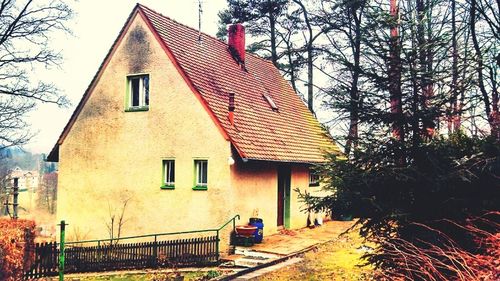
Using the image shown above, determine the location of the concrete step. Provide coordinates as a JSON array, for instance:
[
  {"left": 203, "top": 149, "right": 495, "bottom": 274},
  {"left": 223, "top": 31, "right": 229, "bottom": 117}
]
[
  {"left": 234, "top": 247, "right": 281, "bottom": 259},
  {"left": 224, "top": 247, "right": 282, "bottom": 268},
  {"left": 234, "top": 256, "right": 270, "bottom": 268},
  {"left": 233, "top": 257, "right": 304, "bottom": 280}
]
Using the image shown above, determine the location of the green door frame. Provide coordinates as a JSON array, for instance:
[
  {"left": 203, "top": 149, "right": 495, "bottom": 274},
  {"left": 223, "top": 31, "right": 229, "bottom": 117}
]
[
  {"left": 284, "top": 180, "right": 291, "bottom": 229},
  {"left": 278, "top": 166, "right": 291, "bottom": 229}
]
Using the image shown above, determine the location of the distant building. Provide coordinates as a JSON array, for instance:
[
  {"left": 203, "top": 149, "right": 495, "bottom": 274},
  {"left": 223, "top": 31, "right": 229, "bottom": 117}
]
[
  {"left": 2, "top": 167, "right": 40, "bottom": 216},
  {"left": 11, "top": 167, "right": 39, "bottom": 192}
]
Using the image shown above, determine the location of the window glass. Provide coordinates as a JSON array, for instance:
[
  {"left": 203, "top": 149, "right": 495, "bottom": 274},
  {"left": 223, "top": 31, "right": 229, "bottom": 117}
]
[
  {"left": 163, "top": 160, "right": 175, "bottom": 186},
  {"left": 263, "top": 94, "right": 278, "bottom": 111},
  {"left": 201, "top": 161, "right": 208, "bottom": 184},
  {"left": 144, "top": 76, "right": 149, "bottom": 106},
  {"left": 195, "top": 160, "right": 208, "bottom": 187},
  {"left": 131, "top": 78, "right": 140, "bottom": 106},
  {"left": 127, "top": 75, "right": 149, "bottom": 109},
  {"left": 309, "top": 169, "right": 320, "bottom": 186}
]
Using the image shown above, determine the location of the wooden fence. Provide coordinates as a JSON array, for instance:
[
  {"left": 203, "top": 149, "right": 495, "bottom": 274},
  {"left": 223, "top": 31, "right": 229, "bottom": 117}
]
[
  {"left": 25, "top": 236, "right": 218, "bottom": 279},
  {"left": 24, "top": 215, "right": 239, "bottom": 279},
  {"left": 25, "top": 242, "right": 58, "bottom": 279}
]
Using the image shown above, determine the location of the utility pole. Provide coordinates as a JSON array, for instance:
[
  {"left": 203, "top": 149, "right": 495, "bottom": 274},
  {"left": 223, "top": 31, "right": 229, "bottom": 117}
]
[{"left": 13, "top": 177, "right": 18, "bottom": 219}]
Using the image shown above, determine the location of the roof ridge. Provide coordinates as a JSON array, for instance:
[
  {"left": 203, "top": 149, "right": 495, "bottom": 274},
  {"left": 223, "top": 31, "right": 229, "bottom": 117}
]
[
  {"left": 137, "top": 4, "right": 225, "bottom": 44},
  {"left": 136, "top": 3, "right": 275, "bottom": 66}
]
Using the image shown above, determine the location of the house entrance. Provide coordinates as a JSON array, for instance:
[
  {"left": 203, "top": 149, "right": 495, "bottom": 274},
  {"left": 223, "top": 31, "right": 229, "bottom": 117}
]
[{"left": 277, "top": 166, "right": 291, "bottom": 228}]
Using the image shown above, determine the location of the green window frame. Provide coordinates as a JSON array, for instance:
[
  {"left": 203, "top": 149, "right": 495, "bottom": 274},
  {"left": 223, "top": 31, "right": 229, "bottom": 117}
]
[
  {"left": 193, "top": 160, "right": 208, "bottom": 190},
  {"left": 125, "top": 74, "right": 149, "bottom": 111},
  {"left": 161, "top": 160, "right": 175, "bottom": 189}
]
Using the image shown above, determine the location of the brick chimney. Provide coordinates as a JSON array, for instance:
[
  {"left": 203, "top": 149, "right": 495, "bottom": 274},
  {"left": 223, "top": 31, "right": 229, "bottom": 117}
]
[{"left": 228, "top": 24, "right": 245, "bottom": 65}]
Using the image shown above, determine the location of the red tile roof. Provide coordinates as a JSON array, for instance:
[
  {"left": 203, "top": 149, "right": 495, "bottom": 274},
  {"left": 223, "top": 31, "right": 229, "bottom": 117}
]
[
  {"left": 47, "top": 4, "right": 338, "bottom": 163},
  {"left": 140, "top": 5, "right": 338, "bottom": 163}
]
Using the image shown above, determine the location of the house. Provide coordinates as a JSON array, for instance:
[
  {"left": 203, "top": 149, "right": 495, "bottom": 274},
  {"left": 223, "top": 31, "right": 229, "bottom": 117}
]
[
  {"left": 47, "top": 4, "right": 339, "bottom": 243},
  {"left": 5, "top": 167, "right": 39, "bottom": 216},
  {"left": 10, "top": 167, "right": 39, "bottom": 192}
]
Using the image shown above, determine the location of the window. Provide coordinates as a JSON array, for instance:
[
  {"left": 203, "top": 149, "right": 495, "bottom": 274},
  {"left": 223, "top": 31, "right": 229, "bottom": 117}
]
[
  {"left": 194, "top": 160, "right": 208, "bottom": 190},
  {"left": 309, "top": 169, "right": 320, "bottom": 187},
  {"left": 161, "top": 160, "right": 175, "bottom": 189},
  {"left": 127, "top": 74, "right": 149, "bottom": 110}
]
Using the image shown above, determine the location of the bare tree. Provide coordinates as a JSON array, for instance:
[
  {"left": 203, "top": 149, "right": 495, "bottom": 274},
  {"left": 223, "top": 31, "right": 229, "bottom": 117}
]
[
  {"left": 105, "top": 197, "right": 131, "bottom": 244},
  {"left": 37, "top": 171, "right": 57, "bottom": 214},
  {"left": 469, "top": 0, "right": 499, "bottom": 139},
  {"left": 0, "top": 0, "right": 72, "bottom": 149},
  {"left": 318, "top": 0, "right": 367, "bottom": 156},
  {"left": 292, "top": 0, "right": 325, "bottom": 113},
  {"left": 218, "top": 0, "right": 326, "bottom": 111},
  {"left": 217, "top": 0, "right": 289, "bottom": 67}
]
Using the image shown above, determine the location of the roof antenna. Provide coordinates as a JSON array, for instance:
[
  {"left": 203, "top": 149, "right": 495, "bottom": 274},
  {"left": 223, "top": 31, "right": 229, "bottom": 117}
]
[{"left": 198, "top": 0, "right": 203, "bottom": 44}]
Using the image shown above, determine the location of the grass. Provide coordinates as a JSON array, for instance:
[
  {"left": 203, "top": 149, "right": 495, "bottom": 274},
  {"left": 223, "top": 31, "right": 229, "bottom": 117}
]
[{"left": 255, "top": 230, "right": 375, "bottom": 281}]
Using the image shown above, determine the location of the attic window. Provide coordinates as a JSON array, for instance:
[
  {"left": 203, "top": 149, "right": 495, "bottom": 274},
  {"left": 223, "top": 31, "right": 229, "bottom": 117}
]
[
  {"left": 263, "top": 94, "right": 278, "bottom": 111},
  {"left": 126, "top": 74, "right": 149, "bottom": 111}
]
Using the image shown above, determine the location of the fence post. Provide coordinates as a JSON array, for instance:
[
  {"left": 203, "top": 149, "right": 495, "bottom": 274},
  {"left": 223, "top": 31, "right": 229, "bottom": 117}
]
[
  {"left": 215, "top": 230, "right": 219, "bottom": 261},
  {"left": 153, "top": 235, "right": 158, "bottom": 268},
  {"left": 97, "top": 240, "right": 100, "bottom": 263},
  {"left": 58, "top": 220, "right": 66, "bottom": 281}
]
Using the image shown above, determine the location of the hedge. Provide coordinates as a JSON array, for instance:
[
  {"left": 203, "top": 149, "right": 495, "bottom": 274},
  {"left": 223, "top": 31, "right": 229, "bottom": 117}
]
[{"left": 0, "top": 218, "right": 36, "bottom": 281}]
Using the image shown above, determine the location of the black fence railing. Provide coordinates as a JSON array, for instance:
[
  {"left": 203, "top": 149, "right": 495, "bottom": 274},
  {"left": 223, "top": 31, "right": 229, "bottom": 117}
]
[
  {"left": 25, "top": 215, "right": 239, "bottom": 279},
  {"left": 64, "top": 235, "right": 219, "bottom": 272},
  {"left": 25, "top": 242, "right": 59, "bottom": 279}
]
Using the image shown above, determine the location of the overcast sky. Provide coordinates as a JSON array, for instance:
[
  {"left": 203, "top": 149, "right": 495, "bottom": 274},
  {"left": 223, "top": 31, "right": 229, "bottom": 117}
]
[{"left": 26, "top": 0, "right": 226, "bottom": 154}]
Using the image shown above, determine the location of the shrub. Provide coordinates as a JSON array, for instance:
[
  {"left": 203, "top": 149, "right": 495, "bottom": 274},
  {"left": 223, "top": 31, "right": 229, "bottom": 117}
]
[
  {"left": 370, "top": 212, "right": 500, "bottom": 280},
  {"left": 0, "top": 218, "right": 36, "bottom": 281},
  {"left": 300, "top": 134, "right": 500, "bottom": 280}
]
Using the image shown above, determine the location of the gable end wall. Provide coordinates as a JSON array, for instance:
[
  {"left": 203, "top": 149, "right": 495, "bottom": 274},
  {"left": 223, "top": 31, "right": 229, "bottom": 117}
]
[{"left": 57, "top": 14, "right": 233, "bottom": 240}]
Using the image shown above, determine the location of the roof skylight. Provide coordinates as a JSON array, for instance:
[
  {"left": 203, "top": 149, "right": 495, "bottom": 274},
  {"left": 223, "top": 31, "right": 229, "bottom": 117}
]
[{"left": 263, "top": 94, "right": 278, "bottom": 111}]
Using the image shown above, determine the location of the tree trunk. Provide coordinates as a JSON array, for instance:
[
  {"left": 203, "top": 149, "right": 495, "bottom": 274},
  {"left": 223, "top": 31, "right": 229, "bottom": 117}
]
[
  {"left": 425, "top": 0, "right": 435, "bottom": 137},
  {"left": 286, "top": 41, "right": 299, "bottom": 94},
  {"left": 417, "top": 0, "right": 434, "bottom": 139},
  {"left": 269, "top": 13, "right": 278, "bottom": 67},
  {"left": 389, "top": 0, "right": 404, "bottom": 142},
  {"left": 307, "top": 47, "right": 314, "bottom": 113},
  {"left": 293, "top": 0, "right": 315, "bottom": 114},
  {"left": 345, "top": 6, "right": 363, "bottom": 155},
  {"left": 489, "top": 65, "right": 500, "bottom": 139},
  {"left": 450, "top": 0, "right": 461, "bottom": 132}
]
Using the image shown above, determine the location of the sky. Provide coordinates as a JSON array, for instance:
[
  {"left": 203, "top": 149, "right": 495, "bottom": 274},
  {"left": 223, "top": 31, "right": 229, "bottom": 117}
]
[{"left": 26, "top": 0, "right": 226, "bottom": 154}]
